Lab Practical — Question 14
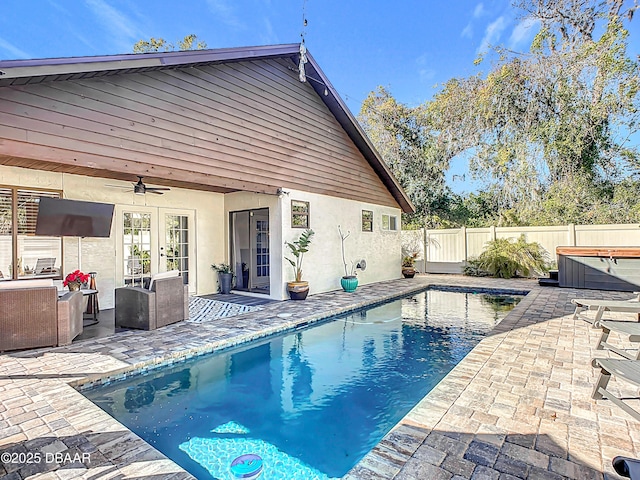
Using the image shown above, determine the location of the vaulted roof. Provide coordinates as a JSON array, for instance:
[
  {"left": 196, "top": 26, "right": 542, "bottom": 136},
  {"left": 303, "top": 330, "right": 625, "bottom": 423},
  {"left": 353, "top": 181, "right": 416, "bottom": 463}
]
[{"left": 0, "top": 44, "right": 414, "bottom": 213}]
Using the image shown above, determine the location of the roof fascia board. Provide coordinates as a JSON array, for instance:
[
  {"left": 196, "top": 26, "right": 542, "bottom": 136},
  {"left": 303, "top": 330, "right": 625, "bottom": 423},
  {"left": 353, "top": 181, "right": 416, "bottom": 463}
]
[
  {"left": 0, "top": 44, "right": 300, "bottom": 80},
  {"left": 305, "top": 53, "right": 416, "bottom": 214}
]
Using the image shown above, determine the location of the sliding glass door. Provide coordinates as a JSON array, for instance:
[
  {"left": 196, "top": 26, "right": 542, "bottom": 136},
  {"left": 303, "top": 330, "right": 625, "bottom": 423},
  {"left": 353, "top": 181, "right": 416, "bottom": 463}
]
[{"left": 230, "top": 208, "right": 270, "bottom": 294}]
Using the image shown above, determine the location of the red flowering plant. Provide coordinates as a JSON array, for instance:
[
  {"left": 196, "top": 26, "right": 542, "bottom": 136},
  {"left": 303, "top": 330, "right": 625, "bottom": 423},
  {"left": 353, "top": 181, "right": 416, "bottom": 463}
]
[{"left": 63, "top": 269, "right": 90, "bottom": 287}]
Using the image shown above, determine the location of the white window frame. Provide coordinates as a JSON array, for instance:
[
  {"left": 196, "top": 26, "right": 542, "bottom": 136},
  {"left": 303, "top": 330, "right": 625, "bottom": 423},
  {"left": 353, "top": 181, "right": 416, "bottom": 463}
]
[{"left": 382, "top": 214, "right": 398, "bottom": 231}]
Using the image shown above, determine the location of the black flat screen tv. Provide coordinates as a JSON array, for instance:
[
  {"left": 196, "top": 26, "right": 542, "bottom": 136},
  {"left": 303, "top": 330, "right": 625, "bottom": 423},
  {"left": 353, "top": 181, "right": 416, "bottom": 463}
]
[{"left": 35, "top": 198, "right": 115, "bottom": 238}]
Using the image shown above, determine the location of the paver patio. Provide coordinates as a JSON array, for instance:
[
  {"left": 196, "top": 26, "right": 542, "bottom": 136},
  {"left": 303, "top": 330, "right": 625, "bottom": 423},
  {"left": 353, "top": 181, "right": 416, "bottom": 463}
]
[{"left": 1, "top": 275, "right": 639, "bottom": 479}]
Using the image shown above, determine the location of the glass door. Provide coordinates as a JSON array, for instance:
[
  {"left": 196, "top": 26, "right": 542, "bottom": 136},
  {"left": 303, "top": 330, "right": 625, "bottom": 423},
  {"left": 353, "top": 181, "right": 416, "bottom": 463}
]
[
  {"left": 118, "top": 207, "right": 194, "bottom": 291},
  {"left": 122, "top": 211, "right": 152, "bottom": 287},
  {"left": 159, "top": 210, "right": 193, "bottom": 290},
  {"left": 251, "top": 209, "right": 270, "bottom": 293},
  {"left": 230, "top": 208, "right": 269, "bottom": 294}
]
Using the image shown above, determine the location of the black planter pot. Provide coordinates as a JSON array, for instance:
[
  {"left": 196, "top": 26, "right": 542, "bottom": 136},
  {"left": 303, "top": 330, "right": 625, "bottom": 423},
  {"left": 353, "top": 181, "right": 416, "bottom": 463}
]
[{"left": 287, "top": 281, "right": 309, "bottom": 300}]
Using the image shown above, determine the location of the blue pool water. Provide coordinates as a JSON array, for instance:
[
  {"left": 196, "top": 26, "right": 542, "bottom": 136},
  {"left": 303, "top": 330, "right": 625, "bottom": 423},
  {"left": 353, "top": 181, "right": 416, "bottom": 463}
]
[{"left": 84, "top": 288, "right": 522, "bottom": 479}]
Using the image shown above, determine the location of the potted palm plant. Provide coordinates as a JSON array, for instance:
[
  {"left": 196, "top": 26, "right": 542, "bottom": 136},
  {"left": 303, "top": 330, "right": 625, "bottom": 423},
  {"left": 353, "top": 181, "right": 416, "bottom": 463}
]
[
  {"left": 212, "top": 263, "right": 233, "bottom": 294},
  {"left": 285, "top": 229, "right": 314, "bottom": 300}
]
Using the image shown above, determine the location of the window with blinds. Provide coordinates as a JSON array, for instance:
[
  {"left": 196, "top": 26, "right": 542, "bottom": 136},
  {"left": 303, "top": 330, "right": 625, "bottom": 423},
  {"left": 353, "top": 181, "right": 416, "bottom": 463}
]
[{"left": 0, "top": 187, "right": 62, "bottom": 280}]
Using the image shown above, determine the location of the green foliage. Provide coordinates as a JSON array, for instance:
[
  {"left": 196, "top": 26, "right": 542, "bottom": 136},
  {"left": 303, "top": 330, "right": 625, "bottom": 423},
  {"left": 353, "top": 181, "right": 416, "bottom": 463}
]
[
  {"left": 476, "top": 235, "right": 550, "bottom": 279},
  {"left": 211, "top": 263, "right": 232, "bottom": 274},
  {"left": 358, "top": 1, "right": 640, "bottom": 228},
  {"left": 285, "top": 229, "right": 314, "bottom": 282},
  {"left": 359, "top": 87, "right": 457, "bottom": 227},
  {"left": 402, "top": 253, "right": 418, "bottom": 268},
  {"left": 463, "top": 258, "right": 491, "bottom": 277},
  {"left": 133, "top": 34, "right": 207, "bottom": 53}
]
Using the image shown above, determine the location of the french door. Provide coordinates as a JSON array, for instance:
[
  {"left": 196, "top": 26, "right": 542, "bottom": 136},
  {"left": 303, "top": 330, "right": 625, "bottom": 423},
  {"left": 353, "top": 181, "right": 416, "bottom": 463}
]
[{"left": 116, "top": 206, "right": 194, "bottom": 291}]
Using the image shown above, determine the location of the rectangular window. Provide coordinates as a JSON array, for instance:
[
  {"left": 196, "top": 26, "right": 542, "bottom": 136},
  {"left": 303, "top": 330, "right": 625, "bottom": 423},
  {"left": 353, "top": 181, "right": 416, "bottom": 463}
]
[
  {"left": 291, "top": 200, "right": 310, "bottom": 228},
  {"left": 0, "top": 186, "right": 62, "bottom": 280},
  {"left": 362, "top": 210, "right": 373, "bottom": 232},
  {"left": 382, "top": 214, "right": 398, "bottom": 231}
]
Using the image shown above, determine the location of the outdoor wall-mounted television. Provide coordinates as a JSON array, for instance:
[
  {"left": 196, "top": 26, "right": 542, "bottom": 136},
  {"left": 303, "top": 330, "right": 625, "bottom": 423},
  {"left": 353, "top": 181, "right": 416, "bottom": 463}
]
[{"left": 35, "top": 198, "right": 115, "bottom": 238}]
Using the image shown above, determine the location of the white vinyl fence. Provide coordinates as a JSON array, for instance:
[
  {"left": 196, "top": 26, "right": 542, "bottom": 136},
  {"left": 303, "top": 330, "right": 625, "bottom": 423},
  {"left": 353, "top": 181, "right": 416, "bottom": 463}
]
[{"left": 402, "top": 223, "right": 640, "bottom": 274}]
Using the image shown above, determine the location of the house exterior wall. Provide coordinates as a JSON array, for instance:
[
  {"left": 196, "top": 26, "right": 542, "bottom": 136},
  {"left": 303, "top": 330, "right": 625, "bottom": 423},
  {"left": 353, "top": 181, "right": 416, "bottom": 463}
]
[
  {"left": 280, "top": 189, "right": 402, "bottom": 300},
  {"left": 0, "top": 165, "right": 225, "bottom": 309},
  {"left": 0, "top": 58, "right": 400, "bottom": 209}
]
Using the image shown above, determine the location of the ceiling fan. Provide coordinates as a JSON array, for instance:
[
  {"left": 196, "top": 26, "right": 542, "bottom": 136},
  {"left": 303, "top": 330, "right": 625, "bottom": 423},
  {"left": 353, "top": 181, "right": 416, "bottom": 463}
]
[{"left": 106, "top": 176, "right": 171, "bottom": 195}]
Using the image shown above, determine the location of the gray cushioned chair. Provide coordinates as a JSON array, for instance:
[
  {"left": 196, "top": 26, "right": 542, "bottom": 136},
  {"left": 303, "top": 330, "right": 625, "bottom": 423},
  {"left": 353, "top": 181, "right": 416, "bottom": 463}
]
[
  {"left": 115, "top": 272, "right": 188, "bottom": 330},
  {"left": 0, "top": 280, "right": 83, "bottom": 351}
]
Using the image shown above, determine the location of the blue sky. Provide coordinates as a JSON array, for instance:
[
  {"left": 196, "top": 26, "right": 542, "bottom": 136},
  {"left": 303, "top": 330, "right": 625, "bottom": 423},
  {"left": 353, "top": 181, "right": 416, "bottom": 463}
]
[{"left": 2, "top": 0, "right": 639, "bottom": 193}]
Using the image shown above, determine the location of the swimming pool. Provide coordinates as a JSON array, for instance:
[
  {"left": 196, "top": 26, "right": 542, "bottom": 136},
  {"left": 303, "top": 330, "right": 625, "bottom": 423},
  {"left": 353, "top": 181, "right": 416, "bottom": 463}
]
[{"left": 84, "top": 288, "right": 522, "bottom": 479}]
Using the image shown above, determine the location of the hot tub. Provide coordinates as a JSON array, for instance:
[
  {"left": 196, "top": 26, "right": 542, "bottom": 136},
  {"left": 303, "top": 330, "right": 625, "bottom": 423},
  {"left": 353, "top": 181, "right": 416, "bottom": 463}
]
[{"left": 557, "top": 247, "right": 640, "bottom": 292}]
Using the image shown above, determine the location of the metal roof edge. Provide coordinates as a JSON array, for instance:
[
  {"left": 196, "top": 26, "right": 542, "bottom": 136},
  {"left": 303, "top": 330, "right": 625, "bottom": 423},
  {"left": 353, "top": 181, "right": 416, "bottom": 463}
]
[
  {"left": 0, "top": 44, "right": 300, "bottom": 79},
  {"left": 305, "top": 52, "right": 416, "bottom": 214}
]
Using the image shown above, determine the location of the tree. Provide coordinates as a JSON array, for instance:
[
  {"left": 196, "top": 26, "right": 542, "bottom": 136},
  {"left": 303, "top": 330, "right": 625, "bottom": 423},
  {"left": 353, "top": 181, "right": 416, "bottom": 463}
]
[
  {"left": 359, "top": 0, "right": 640, "bottom": 227},
  {"left": 359, "top": 87, "right": 457, "bottom": 228},
  {"left": 431, "top": 0, "right": 640, "bottom": 199},
  {"left": 133, "top": 34, "right": 207, "bottom": 53}
]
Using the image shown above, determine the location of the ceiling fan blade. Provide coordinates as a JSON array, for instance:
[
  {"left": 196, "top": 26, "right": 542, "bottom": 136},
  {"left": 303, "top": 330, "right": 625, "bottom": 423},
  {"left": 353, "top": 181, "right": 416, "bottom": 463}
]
[
  {"left": 147, "top": 190, "right": 164, "bottom": 195},
  {"left": 105, "top": 184, "right": 132, "bottom": 189},
  {"left": 146, "top": 187, "right": 171, "bottom": 191}
]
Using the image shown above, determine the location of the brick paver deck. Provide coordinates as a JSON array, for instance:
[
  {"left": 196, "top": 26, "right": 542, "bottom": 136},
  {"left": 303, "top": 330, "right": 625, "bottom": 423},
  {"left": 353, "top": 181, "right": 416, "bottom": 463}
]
[{"left": 1, "top": 275, "right": 639, "bottom": 479}]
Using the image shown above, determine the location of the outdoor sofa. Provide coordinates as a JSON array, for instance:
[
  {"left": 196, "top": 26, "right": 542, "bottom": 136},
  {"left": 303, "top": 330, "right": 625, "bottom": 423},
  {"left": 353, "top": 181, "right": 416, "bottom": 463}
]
[{"left": 0, "top": 279, "right": 83, "bottom": 351}]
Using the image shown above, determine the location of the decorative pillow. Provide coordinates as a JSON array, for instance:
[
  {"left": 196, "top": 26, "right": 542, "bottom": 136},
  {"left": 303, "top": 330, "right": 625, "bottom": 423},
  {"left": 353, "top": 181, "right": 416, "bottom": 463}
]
[
  {"left": 0, "top": 279, "right": 54, "bottom": 289},
  {"left": 148, "top": 270, "right": 180, "bottom": 291}
]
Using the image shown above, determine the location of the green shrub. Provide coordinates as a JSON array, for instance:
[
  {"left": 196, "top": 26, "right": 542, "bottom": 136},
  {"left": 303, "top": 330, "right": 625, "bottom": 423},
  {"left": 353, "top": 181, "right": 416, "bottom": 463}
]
[
  {"left": 477, "top": 235, "right": 550, "bottom": 279},
  {"left": 463, "top": 257, "right": 491, "bottom": 277}
]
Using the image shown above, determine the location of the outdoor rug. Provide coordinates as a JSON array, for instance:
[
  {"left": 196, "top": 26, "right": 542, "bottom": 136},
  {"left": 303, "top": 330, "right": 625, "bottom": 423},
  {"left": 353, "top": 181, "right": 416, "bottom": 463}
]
[{"left": 187, "top": 296, "right": 263, "bottom": 323}]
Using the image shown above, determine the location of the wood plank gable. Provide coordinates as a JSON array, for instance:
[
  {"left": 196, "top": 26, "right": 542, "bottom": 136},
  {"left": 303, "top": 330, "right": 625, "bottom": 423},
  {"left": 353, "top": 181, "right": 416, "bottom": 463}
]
[{"left": 0, "top": 57, "right": 400, "bottom": 208}]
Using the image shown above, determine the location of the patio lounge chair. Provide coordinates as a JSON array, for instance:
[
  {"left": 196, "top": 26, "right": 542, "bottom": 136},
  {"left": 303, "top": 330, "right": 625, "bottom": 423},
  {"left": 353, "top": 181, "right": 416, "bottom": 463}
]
[
  {"left": 613, "top": 456, "right": 640, "bottom": 479},
  {"left": 34, "top": 257, "right": 57, "bottom": 275},
  {"left": 596, "top": 320, "right": 640, "bottom": 360},
  {"left": 115, "top": 270, "right": 188, "bottom": 330},
  {"left": 572, "top": 297, "right": 640, "bottom": 326},
  {"left": 592, "top": 357, "right": 640, "bottom": 421}
]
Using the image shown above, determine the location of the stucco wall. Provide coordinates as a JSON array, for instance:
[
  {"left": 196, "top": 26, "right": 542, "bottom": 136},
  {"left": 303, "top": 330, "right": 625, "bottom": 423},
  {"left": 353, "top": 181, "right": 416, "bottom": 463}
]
[
  {"left": 281, "top": 189, "right": 402, "bottom": 300},
  {"left": 0, "top": 166, "right": 225, "bottom": 308},
  {"left": 223, "top": 191, "right": 283, "bottom": 299},
  {"left": 1, "top": 166, "right": 404, "bottom": 306}
]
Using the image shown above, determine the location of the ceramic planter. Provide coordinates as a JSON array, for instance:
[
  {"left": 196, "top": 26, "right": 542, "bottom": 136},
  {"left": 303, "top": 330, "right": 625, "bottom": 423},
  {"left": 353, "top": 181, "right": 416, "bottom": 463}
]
[
  {"left": 402, "top": 268, "right": 416, "bottom": 278},
  {"left": 341, "top": 276, "right": 358, "bottom": 292},
  {"left": 287, "top": 281, "right": 309, "bottom": 300},
  {"left": 218, "top": 272, "right": 233, "bottom": 294}
]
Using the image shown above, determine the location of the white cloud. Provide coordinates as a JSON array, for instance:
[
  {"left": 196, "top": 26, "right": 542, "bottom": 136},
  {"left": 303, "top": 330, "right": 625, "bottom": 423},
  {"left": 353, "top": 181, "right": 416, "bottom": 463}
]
[
  {"left": 206, "top": 0, "right": 245, "bottom": 30},
  {"left": 473, "top": 3, "right": 485, "bottom": 18},
  {"left": 477, "top": 16, "right": 507, "bottom": 53},
  {"left": 461, "top": 22, "right": 473, "bottom": 38},
  {"left": 0, "top": 37, "right": 31, "bottom": 59},
  {"left": 509, "top": 18, "right": 539, "bottom": 50},
  {"left": 419, "top": 68, "right": 436, "bottom": 83},
  {"left": 85, "top": 0, "right": 143, "bottom": 42},
  {"left": 415, "top": 54, "right": 436, "bottom": 83},
  {"left": 47, "top": 0, "right": 71, "bottom": 15}
]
